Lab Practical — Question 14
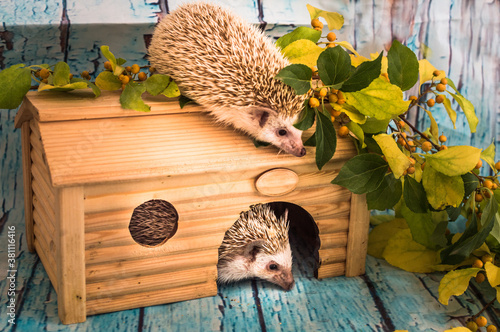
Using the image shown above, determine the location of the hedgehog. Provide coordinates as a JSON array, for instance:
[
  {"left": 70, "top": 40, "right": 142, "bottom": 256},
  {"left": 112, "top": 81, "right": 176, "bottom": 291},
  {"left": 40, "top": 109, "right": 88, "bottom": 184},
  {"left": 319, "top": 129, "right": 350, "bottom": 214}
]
[
  {"left": 148, "top": 2, "right": 307, "bottom": 157},
  {"left": 217, "top": 203, "right": 294, "bottom": 291}
]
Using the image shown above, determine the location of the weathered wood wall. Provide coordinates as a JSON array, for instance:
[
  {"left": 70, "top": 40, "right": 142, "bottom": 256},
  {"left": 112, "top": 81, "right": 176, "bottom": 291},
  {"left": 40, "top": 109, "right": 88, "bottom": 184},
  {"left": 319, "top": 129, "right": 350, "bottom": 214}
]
[{"left": 0, "top": 0, "right": 499, "bottom": 330}]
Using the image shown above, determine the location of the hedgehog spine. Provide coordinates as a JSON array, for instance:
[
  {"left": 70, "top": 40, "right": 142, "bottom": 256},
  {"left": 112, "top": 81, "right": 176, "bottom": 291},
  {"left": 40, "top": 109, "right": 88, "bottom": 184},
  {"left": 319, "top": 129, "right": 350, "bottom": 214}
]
[{"left": 148, "top": 2, "right": 307, "bottom": 157}]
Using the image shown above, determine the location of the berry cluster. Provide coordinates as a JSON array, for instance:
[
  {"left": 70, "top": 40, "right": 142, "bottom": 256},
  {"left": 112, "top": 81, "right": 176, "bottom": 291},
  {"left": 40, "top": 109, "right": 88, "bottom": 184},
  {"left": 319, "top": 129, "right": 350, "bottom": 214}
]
[{"left": 103, "top": 61, "right": 156, "bottom": 90}]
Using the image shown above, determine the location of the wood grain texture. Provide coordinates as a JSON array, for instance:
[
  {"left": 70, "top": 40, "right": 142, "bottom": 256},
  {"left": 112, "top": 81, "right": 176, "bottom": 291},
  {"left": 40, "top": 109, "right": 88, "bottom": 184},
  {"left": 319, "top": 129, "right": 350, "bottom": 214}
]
[
  {"left": 20, "top": 121, "right": 34, "bottom": 252},
  {"left": 346, "top": 193, "right": 370, "bottom": 277}
]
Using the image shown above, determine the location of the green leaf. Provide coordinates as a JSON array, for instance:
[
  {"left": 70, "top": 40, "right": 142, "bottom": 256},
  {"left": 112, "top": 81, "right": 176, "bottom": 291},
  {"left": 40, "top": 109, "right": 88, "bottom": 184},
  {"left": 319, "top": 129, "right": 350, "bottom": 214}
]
[
  {"left": 341, "top": 52, "right": 382, "bottom": 92},
  {"left": 304, "top": 133, "right": 316, "bottom": 147},
  {"left": 162, "top": 80, "right": 180, "bottom": 98},
  {"left": 38, "top": 81, "right": 89, "bottom": 92},
  {"left": 116, "top": 58, "right": 127, "bottom": 66},
  {"left": 179, "top": 95, "right": 193, "bottom": 109},
  {"left": 480, "top": 141, "right": 496, "bottom": 171},
  {"left": 442, "top": 96, "right": 457, "bottom": 129},
  {"left": 462, "top": 173, "right": 479, "bottom": 197},
  {"left": 438, "top": 268, "right": 481, "bottom": 305},
  {"left": 440, "top": 199, "right": 497, "bottom": 264},
  {"left": 70, "top": 77, "right": 101, "bottom": 97},
  {"left": 274, "top": 64, "right": 312, "bottom": 95},
  {"left": 373, "top": 133, "right": 411, "bottom": 178},
  {"left": 294, "top": 103, "right": 316, "bottom": 130},
  {"left": 0, "top": 64, "right": 32, "bottom": 109},
  {"left": 335, "top": 41, "right": 360, "bottom": 57},
  {"left": 331, "top": 154, "right": 388, "bottom": 194},
  {"left": 422, "top": 164, "right": 464, "bottom": 210},
  {"left": 403, "top": 176, "right": 429, "bottom": 213},
  {"left": 119, "top": 82, "right": 150, "bottom": 112},
  {"left": 387, "top": 40, "right": 419, "bottom": 91},
  {"left": 101, "top": 45, "right": 125, "bottom": 76},
  {"left": 317, "top": 46, "right": 351, "bottom": 86},
  {"left": 368, "top": 217, "right": 408, "bottom": 258},
  {"left": 281, "top": 39, "right": 324, "bottom": 68},
  {"left": 382, "top": 229, "right": 440, "bottom": 273},
  {"left": 344, "top": 78, "right": 411, "bottom": 120},
  {"left": 144, "top": 74, "right": 171, "bottom": 96},
  {"left": 306, "top": 4, "right": 344, "bottom": 30},
  {"left": 359, "top": 117, "right": 391, "bottom": 134},
  {"left": 95, "top": 71, "right": 122, "bottom": 91},
  {"left": 425, "top": 146, "right": 482, "bottom": 176},
  {"left": 366, "top": 173, "right": 402, "bottom": 210},
  {"left": 401, "top": 201, "right": 447, "bottom": 249},
  {"left": 314, "top": 110, "right": 337, "bottom": 170},
  {"left": 346, "top": 121, "right": 365, "bottom": 148},
  {"left": 52, "top": 61, "right": 71, "bottom": 86},
  {"left": 275, "top": 26, "right": 321, "bottom": 50}
]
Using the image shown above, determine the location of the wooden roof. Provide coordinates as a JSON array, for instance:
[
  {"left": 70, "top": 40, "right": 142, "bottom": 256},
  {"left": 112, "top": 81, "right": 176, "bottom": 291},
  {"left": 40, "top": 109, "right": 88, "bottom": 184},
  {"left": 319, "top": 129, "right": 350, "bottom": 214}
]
[{"left": 16, "top": 91, "right": 356, "bottom": 187}]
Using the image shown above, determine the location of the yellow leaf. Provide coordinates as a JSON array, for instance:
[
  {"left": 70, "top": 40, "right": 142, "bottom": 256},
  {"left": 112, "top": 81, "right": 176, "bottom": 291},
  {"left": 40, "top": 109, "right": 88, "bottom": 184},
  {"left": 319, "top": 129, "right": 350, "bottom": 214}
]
[
  {"left": 382, "top": 229, "right": 440, "bottom": 273},
  {"left": 344, "top": 78, "right": 410, "bottom": 120},
  {"left": 442, "top": 96, "right": 457, "bottom": 129},
  {"left": 373, "top": 134, "right": 411, "bottom": 178},
  {"left": 367, "top": 218, "right": 408, "bottom": 258},
  {"left": 425, "top": 146, "right": 482, "bottom": 176},
  {"left": 282, "top": 39, "right": 324, "bottom": 68},
  {"left": 422, "top": 164, "right": 464, "bottom": 209},
  {"left": 424, "top": 109, "right": 439, "bottom": 141},
  {"left": 334, "top": 41, "right": 359, "bottom": 56},
  {"left": 485, "top": 262, "right": 500, "bottom": 287},
  {"left": 496, "top": 286, "right": 500, "bottom": 303},
  {"left": 371, "top": 53, "right": 388, "bottom": 74},
  {"left": 349, "top": 54, "right": 370, "bottom": 67},
  {"left": 306, "top": 4, "right": 344, "bottom": 30},
  {"left": 438, "top": 267, "right": 481, "bottom": 305},
  {"left": 340, "top": 104, "right": 366, "bottom": 124},
  {"left": 418, "top": 59, "right": 445, "bottom": 90}
]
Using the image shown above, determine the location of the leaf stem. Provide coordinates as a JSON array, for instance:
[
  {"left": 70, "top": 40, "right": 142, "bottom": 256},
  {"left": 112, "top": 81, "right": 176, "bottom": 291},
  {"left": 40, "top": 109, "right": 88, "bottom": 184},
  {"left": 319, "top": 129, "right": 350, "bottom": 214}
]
[
  {"left": 399, "top": 115, "right": 440, "bottom": 150},
  {"left": 471, "top": 297, "right": 497, "bottom": 320}
]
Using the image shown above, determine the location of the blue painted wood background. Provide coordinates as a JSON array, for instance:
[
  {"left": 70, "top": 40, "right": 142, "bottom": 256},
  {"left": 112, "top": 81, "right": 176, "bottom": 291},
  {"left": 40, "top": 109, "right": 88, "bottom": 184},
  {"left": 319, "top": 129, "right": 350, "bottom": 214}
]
[{"left": 1, "top": 0, "right": 499, "bottom": 331}]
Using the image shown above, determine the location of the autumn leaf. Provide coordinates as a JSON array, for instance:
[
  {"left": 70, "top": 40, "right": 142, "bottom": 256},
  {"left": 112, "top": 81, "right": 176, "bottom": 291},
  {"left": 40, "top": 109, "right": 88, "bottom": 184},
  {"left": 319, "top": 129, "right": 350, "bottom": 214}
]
[
  {"left": 425, "top": 146, "right": 482, "bottom": 176},
  {"left": 480, "top": 141, "right": 496, "bottom": 171},
  {"left": 367, "top": 218, "right": 408, "bottom": 258},
  {"left": 422, "top": 164, "right": 464, "bottom": 209},
  {"left": 373, "top": 133, "right": 411, "bottom": 178},
  {"left": 438, "top": 268, "right": 481, "bottom": 305},
  {"left": 485, "top": 262, "right": 500, "bottom": 287},
  {"left": 306, "top": 4, "right": 344, "bottom": 30},
  {"left": 282, "top": 39, "right": 324, "bottom": 68}
]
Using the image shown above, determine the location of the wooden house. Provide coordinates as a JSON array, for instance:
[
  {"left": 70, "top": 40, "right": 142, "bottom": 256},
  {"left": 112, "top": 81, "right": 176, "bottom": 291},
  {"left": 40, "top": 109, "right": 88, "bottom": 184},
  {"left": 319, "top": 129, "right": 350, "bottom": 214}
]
[{"left": 14, "top": 90, "right": 370, "bottom": 324}]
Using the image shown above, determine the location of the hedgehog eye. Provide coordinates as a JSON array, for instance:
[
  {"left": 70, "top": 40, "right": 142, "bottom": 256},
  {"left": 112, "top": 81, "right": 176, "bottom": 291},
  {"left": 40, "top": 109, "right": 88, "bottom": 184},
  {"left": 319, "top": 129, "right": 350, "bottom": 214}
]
[
  {"left": 269, "top": 263, "right": 278, "bottom": 270},
  {"left": 278, "top": 129, "right": 287, "bottom": 136}
]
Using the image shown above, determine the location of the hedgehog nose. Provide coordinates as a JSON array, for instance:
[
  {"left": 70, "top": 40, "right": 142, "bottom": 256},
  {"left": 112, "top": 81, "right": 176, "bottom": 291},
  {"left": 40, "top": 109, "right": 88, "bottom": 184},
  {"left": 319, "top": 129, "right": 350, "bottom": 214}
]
[{"left": 299, "top": 148, "right": 306, "bottom": 157}]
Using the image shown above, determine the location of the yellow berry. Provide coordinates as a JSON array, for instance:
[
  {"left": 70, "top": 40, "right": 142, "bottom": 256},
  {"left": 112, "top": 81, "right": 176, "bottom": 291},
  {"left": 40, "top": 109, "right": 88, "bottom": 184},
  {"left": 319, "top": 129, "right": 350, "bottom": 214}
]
[
  {"left": 327, "top": 42, "right": 336, "bottom": 48},
  {"left": 309, "top": 97, "right": 320, "bottom": 108},
  {"left": 475, "top": 316, "right": 487, "bottom": 328},
  {"left": 104, "top": 61, "right": 112, "bottom": 70},
  {"left": 482, "top": 254, "right": 493, "bottom": 264},
  {"left": 39, "top": 68, "right": 50, "bottom": 79},
  {"left": 439, "top": 145, "right": 448, "bottom": 150},
  {"left": 131, "top": 64, "right": 140, "bottom": 74},
  {"left": 484, "top": 179, "right": 493, "bottom": 189},
  {"left": 407, "top": 166, "right": 415, "bottom": 175},
  {"left": 475, "top": 193, "right": 484, "bottom": 202},
  {"left": 408, "top": 157, "right": 416, "bottom": 166},
  {"left": 397, "top": 137, "right": 405, "bottom": 146},
  {"left": 337, "top": 99, "right": 346, "bottom": 105},
  {"left": 475, "top": 273, "right": 486, "bottom": 283},
  {"left": 69, "top": 73, "right": 73, "bottom": 79},
  {"left": 327, "top": 32, "right": 337, "bottom": 41},
  {"left": 495, "top": 161, "right": 500, "bottom": 170},
  {"left": 319, "top": 88, "right": 328, "bottom": 97},
  {"left": 148, "top": 66, "right": 156, "bottom": 73},
  {"left": 436, "top": 83, "right": 446, "bottom": 92},
  {"left": 81, "top": 71, "right": 90, "bottom": 79},
  {"left": 311, "top": 18, "right": 323, "bottom": 29},
  {"left": 467, "top": 321, "right": 478, "bottom": 332},
  {"left": 331, "top": 110, "right": 341, "bottom": 117},
  {"left": 433, "top": 70, "right": 441, "bottom": 76},
  {"left": 487, "top": 325, "right": 497, "bottom": 332},
  {"left": 338, "top": 126, "right": 349, "bottom": 138},
  {"left": 41, "top": 78, "right": 48, "bottom": 84},
  {"left": 328, "top": 93, "right": 338, "bottom": 103},
  {"left": 126, "top": 66, "right": 132, "bottom": 72},
  {"left": 330, "top": 115, "right": 335, "bottom": 122},
  {"left": 440, "top": 78, "right": 448, "bottom": 85},
  {"left": 436, "top": 95, "right": 445, "bottom": 104},
  {"left": 138, "top": 72, "right": 147, "bottom": 81},
  {"left": 409, "top": 95, "right": 418, "bottom": 102},
  {"left": 119, "top": 75, "right": 130, "bottom": 84},
  {"left": 439, "top": 134, "right": 447, "bottom": 142},
  {"left": 427, "top": 98, "right": 435, "bottom": 107},
  {"left": 476, "top": 160, "right": 483, "bottom": 169},
  {"left": 314, "top": 27, "right": 322, "bottom": 31},
  {"left": 421, "top": 141, "right": 432, "bottom": 152}
]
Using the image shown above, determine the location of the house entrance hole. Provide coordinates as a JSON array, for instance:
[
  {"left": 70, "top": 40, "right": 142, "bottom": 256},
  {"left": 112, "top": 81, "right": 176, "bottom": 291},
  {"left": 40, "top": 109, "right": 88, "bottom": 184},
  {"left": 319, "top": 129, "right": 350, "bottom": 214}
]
[{"left": 128, "top": 199, "right": 179, "bottom": 247}]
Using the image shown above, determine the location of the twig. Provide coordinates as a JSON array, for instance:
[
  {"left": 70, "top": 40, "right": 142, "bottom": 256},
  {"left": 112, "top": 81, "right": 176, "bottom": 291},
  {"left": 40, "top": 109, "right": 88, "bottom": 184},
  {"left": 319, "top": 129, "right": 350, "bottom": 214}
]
[{"left": 471, "top": 297, "right": 497, "bottom": 320}]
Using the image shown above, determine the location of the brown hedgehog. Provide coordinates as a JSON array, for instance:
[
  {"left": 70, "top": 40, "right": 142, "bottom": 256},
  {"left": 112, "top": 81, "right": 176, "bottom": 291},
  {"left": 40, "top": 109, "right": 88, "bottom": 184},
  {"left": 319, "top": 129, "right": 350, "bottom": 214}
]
[
  {"left": 217, "top": 204, "right": 294, "bottom": 291},
  {"left": 148, "top": 2, "right": 307, "bottom": 157}
]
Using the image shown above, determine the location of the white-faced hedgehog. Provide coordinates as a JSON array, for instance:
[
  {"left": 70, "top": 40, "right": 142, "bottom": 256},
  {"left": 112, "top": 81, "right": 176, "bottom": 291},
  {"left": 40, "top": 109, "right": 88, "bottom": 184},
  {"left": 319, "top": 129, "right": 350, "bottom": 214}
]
[
  {"left": 148, "top": 2, "right": 307, "bottom": 157},
  {"left": 217, "top": 204, "right": 294, "bottom": 291}
]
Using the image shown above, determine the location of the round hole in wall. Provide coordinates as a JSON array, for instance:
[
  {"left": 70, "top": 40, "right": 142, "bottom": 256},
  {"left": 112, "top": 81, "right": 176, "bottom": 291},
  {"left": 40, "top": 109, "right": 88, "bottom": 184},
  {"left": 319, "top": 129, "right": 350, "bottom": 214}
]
[{"left": 129, "top": 199, "right": 179, "bottom": 247}]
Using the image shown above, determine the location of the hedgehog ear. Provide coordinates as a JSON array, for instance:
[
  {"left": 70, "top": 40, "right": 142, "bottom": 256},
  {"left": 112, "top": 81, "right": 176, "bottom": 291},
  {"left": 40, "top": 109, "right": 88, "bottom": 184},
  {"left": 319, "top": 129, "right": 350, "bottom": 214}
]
[
  {"left": 244, "top": 240, "right": 266, "bottom": 261},
  {"left": 251, "top": 107, "right": 277, "bottom": 128}
]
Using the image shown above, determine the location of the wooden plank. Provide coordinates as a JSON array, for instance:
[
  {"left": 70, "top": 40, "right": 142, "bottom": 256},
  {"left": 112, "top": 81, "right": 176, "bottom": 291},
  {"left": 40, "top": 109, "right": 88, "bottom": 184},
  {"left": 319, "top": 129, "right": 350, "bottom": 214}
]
[
  {"left": 85, "top": 232, "right": 224, "bottom": 265},
  {"left": 33, "top": 208, "right": 56, "bottom": 258},
  {"left": 345, "top": 193, "right": 370, "bottom": 277},
  {"left": 55, "top": 186, "right": 86, "bottom": 324},
  {"left": 86, "top": 249, "right": 218, "bottom": 283},
  {"left": 31, "top": 163, "right": 55, "bottom": 204},
  {"left": 318, "top": 247, "right": 347, "bottom": 265},
  {"left": 86, "top": 280, "right": 218, "bottom": 316},
  {"left": 32, "top": 182, "right": 56, "bottom": 230},
  {"left": 86, "top": 265, "right": 217, "bottom": 300},
  {"left": 316, "top": 262, "right": 346, "bottom": 279},
  {"left": 33, "top": 235, "right": 58, "bottom": 293},
  {"left": 318, "top": 232, "right": 348, "bottom": 250},
  {"left": 314, "top": 216, "right": 349, "bottom": 233},
  {"left": 33, "top": 197, "right": 55, "bottom": 235},
  {"left": 21, "top": 121, "right": 35, "bottom": 252}
]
